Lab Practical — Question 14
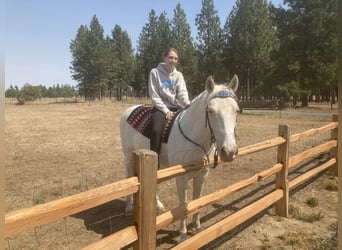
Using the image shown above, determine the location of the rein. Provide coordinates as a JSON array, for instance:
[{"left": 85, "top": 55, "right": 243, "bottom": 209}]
[
  {"left": 178, "top": 90, "right": 237, "bottom": 168},
  {"left": 177, "top": 109, "right": 211, "bottom": 165}
]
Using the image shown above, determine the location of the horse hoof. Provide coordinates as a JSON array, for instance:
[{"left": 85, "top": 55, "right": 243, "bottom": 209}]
[
  {"left": 194, "top": 224, "right": 201, "bottom": 231},
  {"left": 157, "top": 206, "right": 166, "bottom": 213}
]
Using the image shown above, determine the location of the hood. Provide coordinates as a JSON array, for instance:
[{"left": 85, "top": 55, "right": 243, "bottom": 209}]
[{"left": 157, "top": 63, "right": 177, "bottom": 76}]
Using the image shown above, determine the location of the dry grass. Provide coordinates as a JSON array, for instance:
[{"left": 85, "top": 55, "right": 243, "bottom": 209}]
[{"left": 5, "top": 100, "right": 338, "bottom": 249}]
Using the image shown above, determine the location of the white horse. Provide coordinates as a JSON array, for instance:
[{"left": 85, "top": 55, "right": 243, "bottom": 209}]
[{"left": 119, "top": 75, "right": 239, "bottom": 236}]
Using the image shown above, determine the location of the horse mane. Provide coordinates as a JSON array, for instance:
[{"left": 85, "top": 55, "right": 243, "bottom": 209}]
[
  {"left": 190, "top": 90, "right": 208, "bottom": 105},
  {"left": 190, "top": 83, "right": 236, "bottom": 107}
]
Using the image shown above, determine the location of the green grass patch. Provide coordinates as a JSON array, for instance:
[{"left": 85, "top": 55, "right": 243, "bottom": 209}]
[
  {"left": 324, "top": 181, "right": 338, "bottom": 191},
  {"left": 305, "top": 197, "right": 319, "bottom": 207},
  {"left": 289, "top": 204, "right": 324, "bottom": 223}
]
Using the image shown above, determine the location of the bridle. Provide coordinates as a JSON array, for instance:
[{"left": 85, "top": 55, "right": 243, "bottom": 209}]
[{"left": 178, "top": 90, "right": 237, "bottom": 168}]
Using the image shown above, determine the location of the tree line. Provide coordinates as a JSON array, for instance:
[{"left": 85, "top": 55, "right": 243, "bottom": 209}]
[
  {"left": 5, "top": 84, "right": 77, "bottom": 104},
  {"left": 6, "top": 0, "right": 338, "bottom": 106}
]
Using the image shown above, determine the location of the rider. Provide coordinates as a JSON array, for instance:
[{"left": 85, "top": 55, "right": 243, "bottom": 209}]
[{"left": 148, "top": 48, "right": 191, "bottom": 158}]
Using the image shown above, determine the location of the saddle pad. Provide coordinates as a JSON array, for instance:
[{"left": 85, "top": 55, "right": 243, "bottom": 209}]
[{"left": 126, "top": 105, "right": 179, "bottom": 143}]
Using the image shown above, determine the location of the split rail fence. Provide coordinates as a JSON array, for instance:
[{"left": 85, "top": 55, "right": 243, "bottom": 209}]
[{"left": 5, "top": 114, "right": 338, "bottom": 249}]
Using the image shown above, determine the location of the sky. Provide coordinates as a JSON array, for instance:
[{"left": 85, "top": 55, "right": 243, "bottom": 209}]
[{"left": 5, "top": 0, "right": 284, "bottom": 89}]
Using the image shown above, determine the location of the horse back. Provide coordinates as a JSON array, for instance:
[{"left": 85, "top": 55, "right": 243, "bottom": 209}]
[{"left": 120, "top": 105, "right": 150, "bottom": 154}]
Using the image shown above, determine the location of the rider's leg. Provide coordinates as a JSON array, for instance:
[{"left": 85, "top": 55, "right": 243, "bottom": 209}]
[{"left": 150, "top": 108, "right": 165, "bottom": 166}]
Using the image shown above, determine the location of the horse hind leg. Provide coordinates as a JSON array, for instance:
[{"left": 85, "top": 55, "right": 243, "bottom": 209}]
[
  {"left": 126, "top": 186, "right": 165, "bottom": 215},
  {"left": 125, "top": 196, "right": 133, "bottom": 215},
  {"left": 124, "top": 151, "right": 165, "bottom": 214},
  {"left": 124, "top": 154, "right": 134, "bottom": 215},
  {"left": 156, "top": 194, "right": 166, "bottom": 212}
]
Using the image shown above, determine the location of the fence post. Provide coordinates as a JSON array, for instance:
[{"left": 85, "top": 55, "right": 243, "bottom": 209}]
[
  {"left": 275, "top": 124, "right": 290, "bottom": 217},
  {"left": 133, "top": 149, "right": 158, "bottom": 250},
  {"left": 329, "top": 114, "right": 338, "bottom": 176}
]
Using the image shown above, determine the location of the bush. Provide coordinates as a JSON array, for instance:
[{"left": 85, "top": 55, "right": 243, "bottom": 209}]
[{"left": 16, "top": 84, "right": 42, "bottom": 105}]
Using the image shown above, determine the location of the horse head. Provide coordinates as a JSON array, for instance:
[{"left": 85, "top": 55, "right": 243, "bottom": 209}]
[{"left": 205, "top": 75, "right": 239, "bottom": 162}]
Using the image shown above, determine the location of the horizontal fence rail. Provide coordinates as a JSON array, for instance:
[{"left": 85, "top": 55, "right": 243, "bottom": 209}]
[
  {"left": 5, "top": 177, "right": 139, "bottom": 237},
  {"left": 5, "top": 115, "right": 338, "bottom": 249},
  {"left": 170, "top": 189, "right": 284, "bottom": 250}
]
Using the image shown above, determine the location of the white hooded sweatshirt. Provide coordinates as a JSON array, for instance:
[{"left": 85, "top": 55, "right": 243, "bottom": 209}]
[{"left": 148, "top": 62, "right": 190, "bottom": 114}]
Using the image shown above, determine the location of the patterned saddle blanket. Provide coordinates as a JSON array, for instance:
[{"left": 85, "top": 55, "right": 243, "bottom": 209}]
[{"left": 126, "top": 105, "right": 180, "bottom": 143}]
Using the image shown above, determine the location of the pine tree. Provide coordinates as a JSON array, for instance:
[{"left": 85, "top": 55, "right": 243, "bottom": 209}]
[
  {"left": 224, "top": 0, "right": 277, "bottom": 99},
  {"left": 107, "top": 25, "right": 135, "bottom": 100},
  {"left": 136, "top": 10, "right": 161, "bottom": 96},
  {"left": 70, "top": 15, "right": 107, "bottom": 100},
  {"left": 70, "top": 25, "right": 89, "bottom": 97},
  {"left": 137, "top": 9, "right": 177, "bottom": 97},
  {"left": 156, "top": 11, "right": 172, "bottom": 51},
  {"left": 195, "top": 0, "right": 223, "bottom": 82},
  {"left": 87, "top": 15, "right": 107, "bottom": 100},
  {"left": 270, "top": 0, "right": 337, "bottom": 106},
  {"left": 170, "top": 3, "right": 198, "bottom": 96}
]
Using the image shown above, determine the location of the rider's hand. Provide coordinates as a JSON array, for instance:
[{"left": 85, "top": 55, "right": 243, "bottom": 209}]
[{"left": 166, "top": 111, "right": 174, "bottom": 120}]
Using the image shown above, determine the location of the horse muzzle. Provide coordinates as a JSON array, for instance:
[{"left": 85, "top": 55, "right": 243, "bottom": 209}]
[{"left": 220, "top": 146, "right": 238, "bottom": 162}]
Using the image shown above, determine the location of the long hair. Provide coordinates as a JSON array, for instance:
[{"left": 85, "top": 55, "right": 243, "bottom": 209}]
[{"left": 163, "top": 48, "right": 179, "bottom": 59}]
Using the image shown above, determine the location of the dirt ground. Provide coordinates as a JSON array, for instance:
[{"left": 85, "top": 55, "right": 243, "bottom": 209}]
[{"left": 4, "top": 99, "right": 338, "bottom": 249}]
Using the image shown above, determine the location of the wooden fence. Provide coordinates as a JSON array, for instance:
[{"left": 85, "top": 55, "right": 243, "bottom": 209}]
[{"left": 5, "top": 115, "right": 338, "bottom": 249}]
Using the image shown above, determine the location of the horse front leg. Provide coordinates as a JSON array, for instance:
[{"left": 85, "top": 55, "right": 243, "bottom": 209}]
[
  {"left": 192, "top": 170, "right": 209, "bottom": 231},
  {"left": 176, "top": 176, "right": 188, "bottom": 236}
]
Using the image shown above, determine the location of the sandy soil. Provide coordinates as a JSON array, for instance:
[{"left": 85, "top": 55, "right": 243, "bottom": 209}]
[{"left": 5, "top": 100, "right": 338, "bottom": 249}]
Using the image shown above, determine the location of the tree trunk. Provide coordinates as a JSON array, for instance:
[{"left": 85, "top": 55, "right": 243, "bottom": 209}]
[
  {"left": 301, "top": 94, "right": 308, "bottom": 107},
  {"left": 247, "top": 67, "right": 250, "bottom": 100}
]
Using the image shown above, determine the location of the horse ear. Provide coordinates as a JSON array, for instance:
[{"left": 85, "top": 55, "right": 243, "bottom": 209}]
[
  {"left": 227, "top": 74, "right": 239, "bottom": 92},
  {"left": 205, "top": 76, "right": 215, "bottom": 92}
]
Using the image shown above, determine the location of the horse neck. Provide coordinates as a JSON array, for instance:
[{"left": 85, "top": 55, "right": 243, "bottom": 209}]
[{"left": 180, "top": 95, "right": 212, "bottom": 148}]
